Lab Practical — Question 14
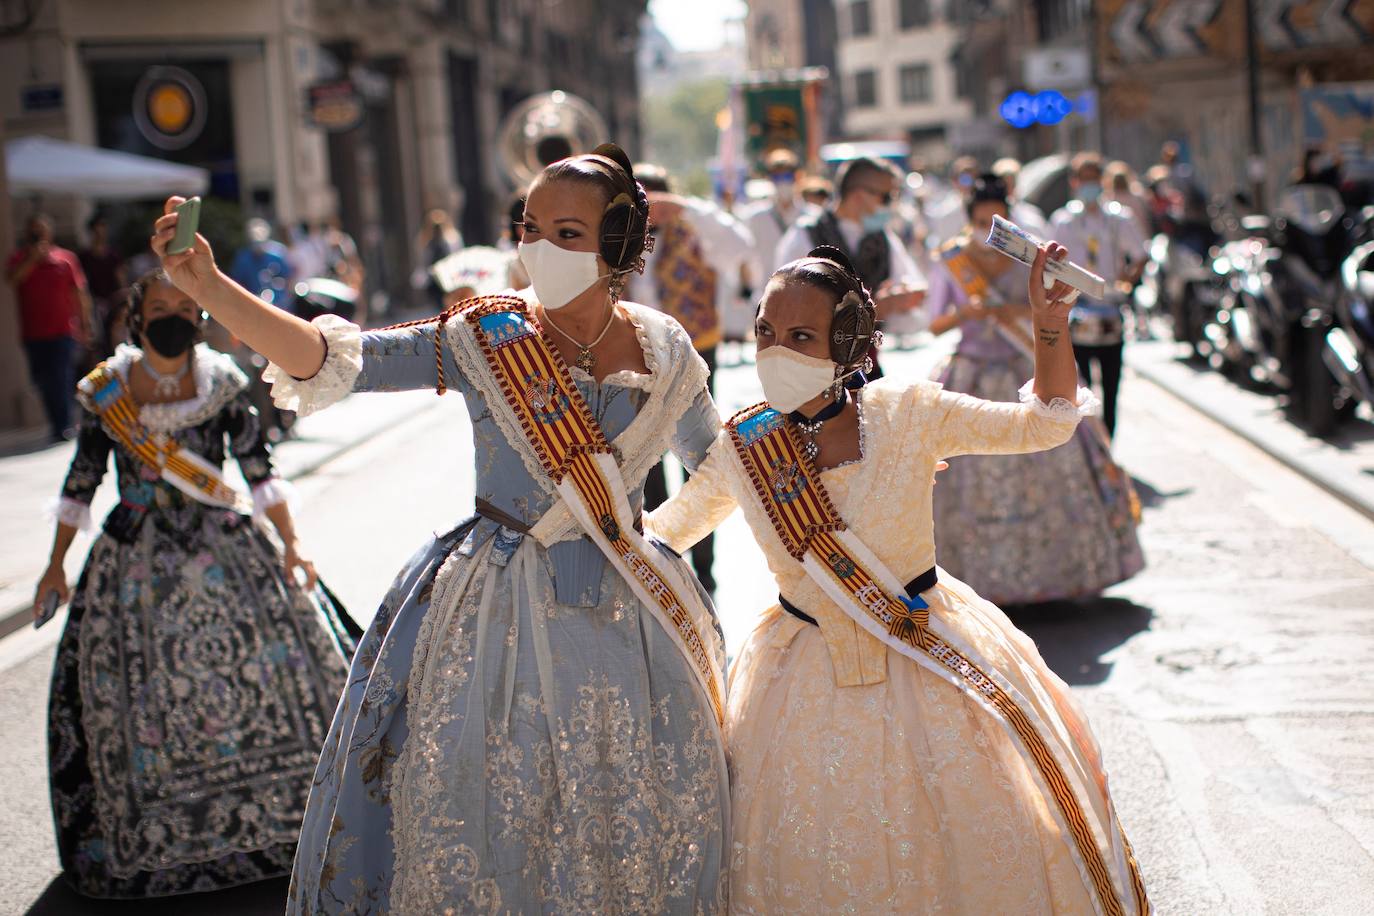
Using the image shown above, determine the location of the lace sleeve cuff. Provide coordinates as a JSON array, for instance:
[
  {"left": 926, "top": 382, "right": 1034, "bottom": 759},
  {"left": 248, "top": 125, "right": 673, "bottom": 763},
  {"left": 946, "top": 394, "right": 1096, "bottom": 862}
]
[
  {"left": 251, "top": 477, "right": 301, "bottom": 518},
  {"left": 262, "top": 314, "right": 363, "bottom": 416},
  {"left": 1018, "top": 380, "right": 1101, "bottom": 423},
  {"left": 47, "top": 497, "right": 94, "bottom": 532}
]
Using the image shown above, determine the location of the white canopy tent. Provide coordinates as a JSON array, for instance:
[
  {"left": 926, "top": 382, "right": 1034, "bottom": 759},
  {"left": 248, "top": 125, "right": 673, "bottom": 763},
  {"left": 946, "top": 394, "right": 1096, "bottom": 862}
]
[{"left": 5, "top": 135, "right": 209, "bottom": 200}]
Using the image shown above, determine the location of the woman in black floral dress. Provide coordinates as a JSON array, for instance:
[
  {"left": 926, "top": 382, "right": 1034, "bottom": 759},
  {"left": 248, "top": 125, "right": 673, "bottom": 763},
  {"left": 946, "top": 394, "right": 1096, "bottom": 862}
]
[{"left": 32, "top": 270, "right": 359, "bottom": 898}]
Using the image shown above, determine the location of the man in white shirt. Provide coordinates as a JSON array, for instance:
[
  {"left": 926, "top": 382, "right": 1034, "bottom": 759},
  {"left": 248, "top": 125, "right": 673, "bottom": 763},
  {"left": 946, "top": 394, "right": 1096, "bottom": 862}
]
[
  {"left": 1050, "top": 151, "right": 1148, "bottom": 436},
  {"left": 775, "top": 156, "right": 926, "bottom": 378},
  {"left": 992, "top": 157, "right": 1050, "bottom": 239},
  {"left": 740, "top": 149, "right": 804, "bottom": 287}
]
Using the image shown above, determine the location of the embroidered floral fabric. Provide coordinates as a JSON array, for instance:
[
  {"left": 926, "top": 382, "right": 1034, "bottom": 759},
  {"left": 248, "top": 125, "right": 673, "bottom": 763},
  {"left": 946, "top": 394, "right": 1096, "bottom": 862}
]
[
  {"left": 284, "top": 302, "right": 729, "bottom": 913},
  {"left": 48, "top": 347, "right": 355, "bottom": 898},
  {"left": 646, "top": 378, "right": 1138, "bottom": 912}
]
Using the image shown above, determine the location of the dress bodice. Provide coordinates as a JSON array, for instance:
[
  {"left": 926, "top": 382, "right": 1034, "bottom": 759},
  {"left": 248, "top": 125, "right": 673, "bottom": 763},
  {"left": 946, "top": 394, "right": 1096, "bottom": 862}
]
[
  {"left": 927, "top": 250, "right": 1032, "bottom": 362},
  {"left": 647, "top": 377, "right": 1088, "bottom": 685}
]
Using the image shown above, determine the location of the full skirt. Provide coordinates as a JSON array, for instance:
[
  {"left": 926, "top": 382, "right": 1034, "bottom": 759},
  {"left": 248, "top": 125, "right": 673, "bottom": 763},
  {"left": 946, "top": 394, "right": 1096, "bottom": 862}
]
[
  {"left": 48, "top": 508, "right": 356, "bottom": 898},
  {"left": 933, "top": 351, "right": 1144, "bottom": 605},
  {"left": 287, "top": 519, "right": 730, "bottom": 915}
]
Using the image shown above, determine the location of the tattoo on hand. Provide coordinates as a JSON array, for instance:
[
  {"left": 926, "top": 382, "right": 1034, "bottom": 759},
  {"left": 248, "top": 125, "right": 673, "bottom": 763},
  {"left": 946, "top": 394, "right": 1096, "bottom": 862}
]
[{"left": 1037, "top": 327, "right": 1062, "bottom": 347}]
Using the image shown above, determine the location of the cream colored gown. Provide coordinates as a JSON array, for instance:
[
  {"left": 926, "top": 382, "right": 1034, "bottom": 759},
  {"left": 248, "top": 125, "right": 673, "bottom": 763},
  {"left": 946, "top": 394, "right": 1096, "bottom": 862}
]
[{"left": 648, "top": 376, "right": 1146, "bottom": 915}]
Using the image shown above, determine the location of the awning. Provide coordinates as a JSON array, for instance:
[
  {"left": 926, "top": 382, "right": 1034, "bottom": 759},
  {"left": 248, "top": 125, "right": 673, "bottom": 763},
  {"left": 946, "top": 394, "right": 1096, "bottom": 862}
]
[{"left": 5, "top": 135, "right": 209, "bottom": 200}]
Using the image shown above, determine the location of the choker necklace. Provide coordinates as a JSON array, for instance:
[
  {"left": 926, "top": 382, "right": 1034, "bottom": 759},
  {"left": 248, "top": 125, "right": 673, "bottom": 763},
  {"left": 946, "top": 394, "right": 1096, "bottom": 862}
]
[
  {"left": 787, "top": 388, "right": 848, "bottom": 462},
  {"left": 541, "top": 304, "right": 617, "bottom": 373},
  {"left": 140, "top": 354, "right": 191, "bottom": 399}
]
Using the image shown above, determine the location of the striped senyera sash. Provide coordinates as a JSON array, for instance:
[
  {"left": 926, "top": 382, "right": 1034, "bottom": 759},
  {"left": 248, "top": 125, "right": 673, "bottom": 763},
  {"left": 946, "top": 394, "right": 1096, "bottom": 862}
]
[
  {"left": 940, "top": 240, "right": 1036, "bottom": 359},
  {"left": 459, "top": 296, "right": 726, "bottom": 726},
  {"left": 727, "top": 401, "right": 1150, "bottom": 916},
  {"left": 83, "top": 365, "right": 248, "bottom": 511}
]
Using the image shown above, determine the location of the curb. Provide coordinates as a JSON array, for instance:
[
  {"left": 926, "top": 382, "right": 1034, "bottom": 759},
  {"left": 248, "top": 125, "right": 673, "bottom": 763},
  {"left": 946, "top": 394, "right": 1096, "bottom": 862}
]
[
  {"left": 1128, "top": 359, "right": 1374, "bottom": 525},
  {"left": 0, "top": 395, "right": 445, "bottom": 641}
]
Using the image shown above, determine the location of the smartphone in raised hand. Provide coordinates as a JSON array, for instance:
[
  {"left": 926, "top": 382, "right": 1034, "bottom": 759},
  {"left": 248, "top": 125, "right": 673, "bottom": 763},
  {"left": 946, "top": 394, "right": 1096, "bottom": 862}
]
[{"left": 168, "top": 196, "right": 202, "bottom": 255}]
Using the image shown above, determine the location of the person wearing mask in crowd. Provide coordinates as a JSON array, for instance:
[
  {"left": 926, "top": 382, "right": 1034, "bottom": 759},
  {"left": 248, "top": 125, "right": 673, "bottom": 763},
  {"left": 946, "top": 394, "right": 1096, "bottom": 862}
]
[
  {"left": 644, "top": 244, "right": 1149, "bottom": 915},
  {"left": 78, "top": 214, "right": 127, "bottom": 360},
  {"left": 741, "top": 148, "right": 804, "bottom": 281},
  {"left": 799, "top": 175, "right": 833, "bottom": 210},
  {"left": 991, "top": 157, "right": 1050, "bottom": 238},
  {"left": 1051, "top": 152, "right": 1148, "bottom": 437},
  {"left": 925, "top": 155, "right": 982, "bottom": 246},
  {"left": 6, "top": 214, "right": 92, "bottom": 441},
  {"left": 925, "top": 175, "right": 1143, "bottom": 605},
  {"left": 632, "top": 162, "right": 755, "bottom": 594},
  {"left": 776, "top": 156, "right": 926, "bottom": 378},
  {"left": 229, "top": 218, "right": 293, "bottom": 305},
  {"left": 151, "top": 143, "right": 730, "bottom": 912},
  {"left": 287, "top": 220, "right": 328, "bottom": 281},
  {"left": 1103, "top": 161, "right": 1154, "bottom": 242},
  {"left": 32, "top": 268, "right": 358, "bottom": 898}
]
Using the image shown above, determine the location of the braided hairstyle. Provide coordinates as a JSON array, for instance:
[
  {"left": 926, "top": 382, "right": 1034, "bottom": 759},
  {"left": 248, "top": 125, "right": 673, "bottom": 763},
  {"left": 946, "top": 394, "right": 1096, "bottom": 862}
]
[
  {"left": 772, "top": 246, "right": 879, "bottom": 373},
  {"left": 534, "top": 142, "right": 653, "bottom": 300}
]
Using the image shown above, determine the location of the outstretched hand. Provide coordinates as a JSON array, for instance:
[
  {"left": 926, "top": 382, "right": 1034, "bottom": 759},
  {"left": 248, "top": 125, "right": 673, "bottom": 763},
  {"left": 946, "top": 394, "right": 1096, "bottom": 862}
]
[{"left": 150, "top": 196, "right": 219, "bottom": 300}]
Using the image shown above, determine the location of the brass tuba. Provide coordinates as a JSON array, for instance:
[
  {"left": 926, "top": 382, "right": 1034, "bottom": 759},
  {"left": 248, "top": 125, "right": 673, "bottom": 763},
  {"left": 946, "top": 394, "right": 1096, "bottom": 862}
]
[{"left": 497, "top": 90, "right": 610, "bottom": 188}]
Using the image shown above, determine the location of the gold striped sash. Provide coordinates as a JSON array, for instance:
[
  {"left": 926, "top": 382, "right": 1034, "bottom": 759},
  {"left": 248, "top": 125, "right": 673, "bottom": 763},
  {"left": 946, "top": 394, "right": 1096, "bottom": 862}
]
[
  {"left": 460, "top": 297, "right": 725, "bottom": 726},
  {"left": 727, "top": 402, "right": 1149, "bottom": 916},
  {"left": 83, "top": 365, "right": 246, "bottom": 510}
]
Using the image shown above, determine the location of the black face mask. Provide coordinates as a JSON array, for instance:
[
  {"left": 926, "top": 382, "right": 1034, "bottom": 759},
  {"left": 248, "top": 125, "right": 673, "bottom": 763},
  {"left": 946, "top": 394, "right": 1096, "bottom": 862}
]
[{"left": 143, "top": 315, "right": 198, "bottom": 358}]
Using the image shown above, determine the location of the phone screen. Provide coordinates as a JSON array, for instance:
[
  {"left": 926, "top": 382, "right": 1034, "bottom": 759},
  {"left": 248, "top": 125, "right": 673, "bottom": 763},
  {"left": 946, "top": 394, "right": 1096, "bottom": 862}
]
[{"left": 168, "top": 197, "right": 202, "bottom": 254}]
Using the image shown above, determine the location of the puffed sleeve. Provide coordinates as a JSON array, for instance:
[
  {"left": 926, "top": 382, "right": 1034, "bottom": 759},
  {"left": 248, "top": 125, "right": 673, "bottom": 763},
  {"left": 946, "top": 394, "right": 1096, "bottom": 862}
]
[
  {"left": 645, "top": 433, "right": 739, "bottom": 555},
  {"left": 915, "top": 379, "right": 1099, "bottom": 459},
  {"left": 668, "top": 386, "right": 723, "bottom": 473},
  {"left": 222, "top": 389, "right": 299, "bottom": 517},
  {"left": 262, "top": 314, "right": 464, "bottom": 416},
  {"left": 54, "top": 408, "right": 113, "bottom": 531}
]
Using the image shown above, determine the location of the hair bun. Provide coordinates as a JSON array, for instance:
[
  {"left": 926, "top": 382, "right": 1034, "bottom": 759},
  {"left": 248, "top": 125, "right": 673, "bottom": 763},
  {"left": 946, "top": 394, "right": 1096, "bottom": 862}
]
[
  {"left": 591, "top": 143, "right": 635, "bottom": 179},
  {"left": 806, "top": 245, "right": 860, "bottom": 278}
]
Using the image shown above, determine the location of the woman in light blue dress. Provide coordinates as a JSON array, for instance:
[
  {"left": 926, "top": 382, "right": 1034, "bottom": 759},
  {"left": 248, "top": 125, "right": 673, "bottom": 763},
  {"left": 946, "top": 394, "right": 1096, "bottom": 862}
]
[{"left": 151, "top": 146, "right": 728, "bottom": 913}]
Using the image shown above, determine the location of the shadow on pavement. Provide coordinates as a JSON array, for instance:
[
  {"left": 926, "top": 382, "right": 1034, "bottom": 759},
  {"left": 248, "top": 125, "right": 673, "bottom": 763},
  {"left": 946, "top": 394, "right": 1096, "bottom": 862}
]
[
  {"left": 1006, "top": 596, "right": 1154, "bottom": 686},
  {"left": 1130, "top": 475, "right": 1191, "bottom": 510},
  {"left": 24, "top": 876, "right": 289, "bottom": 915}
]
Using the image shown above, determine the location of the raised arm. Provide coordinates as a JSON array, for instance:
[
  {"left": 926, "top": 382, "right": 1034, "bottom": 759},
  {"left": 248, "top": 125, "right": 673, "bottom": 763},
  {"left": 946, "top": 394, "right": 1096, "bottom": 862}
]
[{"left": 152, "top": 197, "right": 326, "bottom": 379}]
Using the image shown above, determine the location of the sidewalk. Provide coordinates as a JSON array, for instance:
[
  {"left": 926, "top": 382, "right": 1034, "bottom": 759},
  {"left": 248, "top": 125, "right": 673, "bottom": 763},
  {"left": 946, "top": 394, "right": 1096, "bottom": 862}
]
[
  {"left": 1125, "top": 337, "right": 1374, "bottom": 522},
  {"left": 0, "top": 389, "right": 442, "bottom": 636}
]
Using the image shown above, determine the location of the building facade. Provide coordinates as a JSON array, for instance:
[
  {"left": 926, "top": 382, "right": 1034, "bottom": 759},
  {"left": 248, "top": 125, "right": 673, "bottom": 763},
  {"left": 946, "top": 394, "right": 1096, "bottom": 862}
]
[{"left": 0, "top": 0, "right": 646, "bottom": 432}]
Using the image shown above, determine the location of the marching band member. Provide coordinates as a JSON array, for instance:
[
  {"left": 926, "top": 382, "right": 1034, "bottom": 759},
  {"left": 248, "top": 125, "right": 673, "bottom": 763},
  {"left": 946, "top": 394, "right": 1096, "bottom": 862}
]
[
  {"left": 926, "top": 176, "right": 1143, "bottom": 606},
  {"left": 647, "top": 245, "right": 1150, "bottom": 914},
  {"left": 152, "top": 143, "right": 729, "bottom": 913},
  {"left": 33, "top": 270, "right": 358, "bottom": 898}
]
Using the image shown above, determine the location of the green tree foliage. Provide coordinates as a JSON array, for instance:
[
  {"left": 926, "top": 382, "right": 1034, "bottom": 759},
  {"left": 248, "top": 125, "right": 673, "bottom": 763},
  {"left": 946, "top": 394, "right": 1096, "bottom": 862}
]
[{"left": 642, "top": 76, "right": 730, "bottom": 197}]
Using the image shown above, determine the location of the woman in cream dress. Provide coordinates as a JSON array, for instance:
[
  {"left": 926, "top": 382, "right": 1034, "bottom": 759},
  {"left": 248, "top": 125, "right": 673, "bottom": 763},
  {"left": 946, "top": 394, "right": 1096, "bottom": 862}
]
[{"left": 648, "top": 245, "right": 1149, "bottom": 914}]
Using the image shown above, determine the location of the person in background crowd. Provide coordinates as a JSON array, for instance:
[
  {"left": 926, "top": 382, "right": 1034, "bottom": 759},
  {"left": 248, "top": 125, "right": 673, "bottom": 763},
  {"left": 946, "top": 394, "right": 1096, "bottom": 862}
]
[
  {"left": 6, "top": 214, "right": 92, "bottom": 441},
  {"left": 925, "top": 175, "right": 1143, "bottom": 605},
  {"left": 1051, "top": 152, "right": 1148, "bottom": 437},
  {"left": 776, "top": 156, "right": 926, "bottom": 378},
  {"left": 741, "top": 148, "right": 804, "bottom": 282},
  {"left": 799, "top": 175, "right": 833, "bottom": 210},
  {"left": 229, "top": 218, "right": 293, "bottom": 305},
  {"left": 925, "top": 154, "right": 983, "bottom": 246},
  {"left": 33, "top": 269, "right": 358, "bottom": 898},
  {"left": 991, "top": 157, "right": 1050, "bottom": 238},
  {"left": 1104, "top": 161, "right": 1155, "bottom": 241},
  {"left": 632, "top": 162, "right": 755, "bottom": 594},
  {"left": 1296, "top": 144, "right": 1343, "bottom": 189},
  {"left": 287, "top": 221, "right": 328, "bottom": 281},
  {"left": 414, "top": 207, "right": 463, "bottom": 309},
  {"left": 78, "top": 214, "right": 126, "bottom": 359}
]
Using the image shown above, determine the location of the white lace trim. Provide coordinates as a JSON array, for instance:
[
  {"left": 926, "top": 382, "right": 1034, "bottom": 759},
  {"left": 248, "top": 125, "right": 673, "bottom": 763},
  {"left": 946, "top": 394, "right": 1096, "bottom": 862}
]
[
  {"left": 251, "top": 477, "right": 301, "bottom": 518},
  {"left": 1017, "top": 380, "right": 1100, "bottom": 422},
  {"left": 446, "top": 301, "right": 714, "bottom": 545},
  {"left": 262, "top": 314, "right": 363, "bottom": 417},
  {"left": 78, "top": 344, "right": 248, "bottom": 434},
  {"left": 48, "top": 496, "right": 94, "bottom": 532}
]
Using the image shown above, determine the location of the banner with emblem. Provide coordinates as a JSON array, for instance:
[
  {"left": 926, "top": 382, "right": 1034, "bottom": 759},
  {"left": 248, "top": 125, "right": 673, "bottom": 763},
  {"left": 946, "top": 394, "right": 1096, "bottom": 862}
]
[
  {"left": 727, "top": 402, "right": 1150, "bottom": 916},
  {"left": 451, "top": 296, "right": 726, "bottom": 729}
]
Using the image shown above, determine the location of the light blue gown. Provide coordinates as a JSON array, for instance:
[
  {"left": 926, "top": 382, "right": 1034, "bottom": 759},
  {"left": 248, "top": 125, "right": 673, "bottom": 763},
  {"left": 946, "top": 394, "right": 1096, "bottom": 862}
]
[{"left": 274, "top": 304, "right": 728, "bottom": 914}]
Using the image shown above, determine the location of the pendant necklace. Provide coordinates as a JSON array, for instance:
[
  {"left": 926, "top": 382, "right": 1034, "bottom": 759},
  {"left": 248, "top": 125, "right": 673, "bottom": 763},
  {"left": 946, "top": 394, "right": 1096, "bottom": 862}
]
[
  {"left": 787, "top": 388, "right": 848, "bottom": 462},
  {"left": 140, "top": 354, "right": 191, "bottom": 399},
  {"left": 542, "top": 304, "right": 617, "bottom": 373}
]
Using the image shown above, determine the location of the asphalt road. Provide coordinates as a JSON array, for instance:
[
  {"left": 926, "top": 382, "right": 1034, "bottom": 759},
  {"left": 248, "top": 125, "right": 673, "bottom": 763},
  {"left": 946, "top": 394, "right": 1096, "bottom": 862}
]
[{"left": 2, "top": 346, "right": 1372, "bottom": 915}]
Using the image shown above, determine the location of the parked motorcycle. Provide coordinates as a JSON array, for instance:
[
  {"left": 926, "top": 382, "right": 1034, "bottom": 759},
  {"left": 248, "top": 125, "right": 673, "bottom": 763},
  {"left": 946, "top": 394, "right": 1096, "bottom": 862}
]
[{"left": 1317, "top": 208, "right": 1374, "bottom": 432}]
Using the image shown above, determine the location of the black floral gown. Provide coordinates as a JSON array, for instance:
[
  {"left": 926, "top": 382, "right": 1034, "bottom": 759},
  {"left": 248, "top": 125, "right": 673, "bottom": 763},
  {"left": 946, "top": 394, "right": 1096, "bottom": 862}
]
[{"left": 47, "top": 344, "right": 359, "bottom": 898}]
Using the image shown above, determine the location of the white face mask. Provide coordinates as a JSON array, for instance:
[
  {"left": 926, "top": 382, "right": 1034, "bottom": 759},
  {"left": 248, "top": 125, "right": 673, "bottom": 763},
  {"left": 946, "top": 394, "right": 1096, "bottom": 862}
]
[
  {"left": 756, "top": 345, "right": 840, "bottom": 414},
  {"left": 517, "top": 239, "right": 609, "bottom": 311}
]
